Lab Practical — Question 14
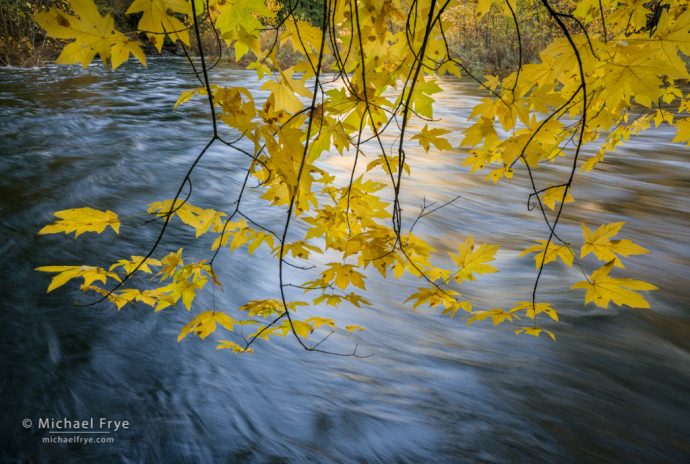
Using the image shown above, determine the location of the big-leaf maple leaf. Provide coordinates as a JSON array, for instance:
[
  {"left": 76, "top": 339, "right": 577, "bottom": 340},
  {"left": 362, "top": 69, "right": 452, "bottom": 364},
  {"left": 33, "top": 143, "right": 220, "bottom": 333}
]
[
  {"left": 38, "top": 207, "right": 120, "bottom": 237},
  {"left": 581, "top": 222, "right": 648, "bottom": 267},
  {"left": 126, "top": 0, "right": 191, "bottom": 52},
  {"left": 412, "top": 124, "right": 453, "bottom": 152},
  {"left": 177, "top": 311, "right": 237, "bottom": 341},
  {"left": 571, "top": 261, "right": 657, "bottom": 309},
  {"left": 34, "top": 0, "right": 145, "bottom": 68},
  {"left": 449, "top": 236, "right": 499, "bottom": 283},
  {"left": 520, "top": 240, "right": 574, "bottom": 269},
  {"left": 36, "top": 265, "right": 121, "bottom": 292}
]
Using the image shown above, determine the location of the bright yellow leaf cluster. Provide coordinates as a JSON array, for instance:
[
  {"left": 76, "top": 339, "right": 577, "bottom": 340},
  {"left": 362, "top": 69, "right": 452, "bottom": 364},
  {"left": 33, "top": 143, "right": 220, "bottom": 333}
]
[
  {"left": 33, "top": 0, "right": 676, "bottom": 350},
  {"left": 34, "top": 0, "right": 145, "bottom": 68}
]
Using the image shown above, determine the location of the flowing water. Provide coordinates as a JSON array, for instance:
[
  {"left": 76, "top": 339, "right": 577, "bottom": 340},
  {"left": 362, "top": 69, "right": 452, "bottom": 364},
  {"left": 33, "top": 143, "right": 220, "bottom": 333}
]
[{"left": 0, "top": 59, "right": 688, "bottom": 463}]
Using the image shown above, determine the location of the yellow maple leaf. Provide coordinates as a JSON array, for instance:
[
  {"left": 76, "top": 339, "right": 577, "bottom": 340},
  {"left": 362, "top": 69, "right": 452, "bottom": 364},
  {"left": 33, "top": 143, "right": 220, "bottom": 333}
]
[
  {"left": 216, "top": 340, "right": 253, "bottom": 352},
  {"left": 38, "top": 207, "right": 120, "bottom": 237},
  {"left": 126, "top": 0, "right": 191, "bottom": 52},
  {"left": 278, "top": 241, "right": 322, "bottom": 260},
  {"left": 158, "top": 264, "right": 209, "bottom": 311},
  {"left": 214, "top": 0, "right": 274, "bottom": 60},
  {"left": 635, "top": 9, "right": 690, "bottom": 79},
  {"left": 405, "top": 287, "right": 461, "bottom": 310},
  {"left": 344, "top": 293, "right": 371, "bottom": 308},
  {"left": 571, "top": 261, "right": 657, "bottom": 309},
  {"left": 483, "top": 74, "right": 500, "bottom": 91},
  {"left": 461, "top": 116, "right": 499, "bottom": 148},
  {"left": 36, "top": 265, "right": 121, "bottom": 292},
  {"left": 261, "top": 71, "right": 310, "bottom": 114},
  {"left": 515, "top": 327, "right": 556, "bottom": 341},
  {"left": 214, "top": 0, "right": 273, "bottom": 33},
  {"left": 113, "top": 288, "right": 159, "bottom": 309},
  {"left": 509, "top": 301, "right": 559, "bottom": 321},
  {"left": 411, "top": 124, "right": 453, "bottom": 152},
  {"left": 313, "top": 293, "right": 343, "bottom": 307},
  {"left": 304, "top": 317, "right": 336, "bottom": 330},
  {"left": 653, "top": 109, "right": 674, "bottom": 128},
  {"left": 34, "top": 0, "right": 145, "bottom": 68},
  {"left": 158, "top": 248, "right": 184, "bottom": 280},
  {"left": 467, "top": 308, "right": 517, "bottom": 326},
  {"left": 178, "top": 276, "right": 207, "bottom": 310},
  {"left": 247, "top": 232, "right": 275, "bottom": 255},
  {"left": 148, "top": 200, "right": 225, "bottom": 238},
  {"left": 178, "top": 311, "right": 236, "bottom": 341},
  {"left": 449, "top": 236, "right": 499, "bottom": 283},
  {"left": 581, "top": 152, "right": 604, "bottom": 172},
  {"left": 281, "top": 319, "right": 313, "bottom": 338},
  {"left": 409, "top": 80, "right": 443, "bottom": 119},
  {"left": 110, "top": 256, "right": 161, "bottom": 274},
  {"left": 672, "top": 118, "right": 690, "bottom": 145},
  {"left": 237, "top": 299, "right": 284, "bottom": 318},
  {"left": 173, "top": 86, "right": 211, "bottom": 110},
  {"left": 581, "top": 222, "right": 648, "bottom": 267},
  {"left": 281, "top": 18, "right": 323, "bottom": 56},
  {"left": 83, "top": 287, "right": 160, "bottom": 310},
  {"left": 321, "top": 263, "right": 366, "bottom": 290},
  {"left": 542, "top": 186, "right": 575, "bottom": 210},
  {"left": 520, "top": 240, "right": 574, "bottom": 269}
]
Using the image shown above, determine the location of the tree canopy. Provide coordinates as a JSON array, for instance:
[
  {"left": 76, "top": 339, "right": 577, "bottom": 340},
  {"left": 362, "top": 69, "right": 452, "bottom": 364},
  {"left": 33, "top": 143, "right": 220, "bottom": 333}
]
[{"left": 32, "top": 0, "right": 690, "bottom": 354}]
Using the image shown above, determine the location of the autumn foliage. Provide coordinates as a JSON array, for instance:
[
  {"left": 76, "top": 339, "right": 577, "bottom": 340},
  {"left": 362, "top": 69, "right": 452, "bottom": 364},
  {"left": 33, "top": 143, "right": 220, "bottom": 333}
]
[{"left": 33, "top": 0, "right": 690, "bottom": 354}]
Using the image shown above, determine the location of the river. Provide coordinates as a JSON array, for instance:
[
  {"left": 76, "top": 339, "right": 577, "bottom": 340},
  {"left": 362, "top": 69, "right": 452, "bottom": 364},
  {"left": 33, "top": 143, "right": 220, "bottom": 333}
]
[{"left": 0, "top": 58, "right": 688, "bottom": 463}]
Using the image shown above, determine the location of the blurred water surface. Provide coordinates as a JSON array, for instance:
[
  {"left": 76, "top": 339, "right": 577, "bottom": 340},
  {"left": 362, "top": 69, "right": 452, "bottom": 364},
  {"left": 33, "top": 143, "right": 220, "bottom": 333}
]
[{"left": 0, "top": 59, "right": 688, "bottom": 463}]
